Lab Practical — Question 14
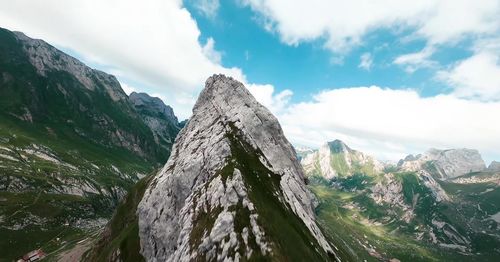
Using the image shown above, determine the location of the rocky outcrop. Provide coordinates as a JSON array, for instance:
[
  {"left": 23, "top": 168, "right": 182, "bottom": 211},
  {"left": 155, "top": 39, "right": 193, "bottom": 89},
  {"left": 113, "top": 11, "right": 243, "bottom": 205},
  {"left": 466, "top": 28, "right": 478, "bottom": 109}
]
[
  {"left": 370, "top": 173, "right": 414, "bottom": 223},
  {"left": 302, "top": 139, "right": 383, "bottom": 179},
  {"left": 418, "top": 170, "right": 450, "bottom": 202},
  {"left": 137, "top": 75, "right": 335, "bottom": 261},
  {"left": 398, "top": 148, "right": 486, "bottom": 179}
]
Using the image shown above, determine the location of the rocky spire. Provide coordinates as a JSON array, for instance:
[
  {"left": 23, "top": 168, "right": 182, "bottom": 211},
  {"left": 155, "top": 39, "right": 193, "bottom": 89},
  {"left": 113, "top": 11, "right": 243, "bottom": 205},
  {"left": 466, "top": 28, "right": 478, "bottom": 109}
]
[
  {"left": 137, "top": 74, "right": 336, "bottom": 261},
  {"left": 302, "top": 139, "right": 383, "bottom": 179}
]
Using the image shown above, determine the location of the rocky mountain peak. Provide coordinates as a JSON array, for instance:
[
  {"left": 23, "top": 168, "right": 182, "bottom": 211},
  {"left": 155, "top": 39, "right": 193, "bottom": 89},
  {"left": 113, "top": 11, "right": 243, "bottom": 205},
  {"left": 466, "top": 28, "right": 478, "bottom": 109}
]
[
  {"left": 129, "top": 91, "right": 178, "bottom": 124},
  {"left": 137, "top": 74, "right": 335, "bottom": 261},
  {"left": 302, "top": 139, "right": 383, "bottom": 179},
  {"left": 128, "top": 91, "right": 180, "bottom": 156},
  {"left": 327, "top": 139, "right": 351, "bottom": 153}
]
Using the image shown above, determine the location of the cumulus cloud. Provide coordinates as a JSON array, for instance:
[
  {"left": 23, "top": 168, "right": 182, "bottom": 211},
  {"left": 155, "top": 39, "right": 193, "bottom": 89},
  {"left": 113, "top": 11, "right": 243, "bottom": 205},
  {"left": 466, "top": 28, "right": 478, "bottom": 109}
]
[
  {"left": 0, "top": 0, "right": 244, "bottom": 119},
  {"left": 243, "top": 0, "right": 500, "bottom": 53},
  {"left": 438, "top": 52, "right": 500, "bottom": 101},
  {"left": 252, "top": 85, "right": 500, "bottom": 162},
  {"left": 202, "top": 37, "right": 223, "bottom": 64},
  {"left": 358, "top": 53, "right": 373, "bottom": 70},
  {"left": 247, "top": 84, "right": 293, "bottom": 115}
]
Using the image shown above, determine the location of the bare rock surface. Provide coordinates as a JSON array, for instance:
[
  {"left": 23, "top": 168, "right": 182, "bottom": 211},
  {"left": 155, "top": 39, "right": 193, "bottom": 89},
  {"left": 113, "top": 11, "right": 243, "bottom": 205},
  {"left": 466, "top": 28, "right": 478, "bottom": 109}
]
[{"left": 137, "top": 75, "right": 334, "bottom": 261}]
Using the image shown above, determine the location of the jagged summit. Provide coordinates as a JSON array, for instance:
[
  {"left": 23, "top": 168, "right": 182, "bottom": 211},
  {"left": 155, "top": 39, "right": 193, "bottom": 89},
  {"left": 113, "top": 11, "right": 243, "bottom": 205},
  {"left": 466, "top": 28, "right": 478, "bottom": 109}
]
[
  {"left": 129, "top": 92, "right": 178, "bottom": 123},
  {"left": 137, "top": 74, "right": 335, "bottom": 261}
]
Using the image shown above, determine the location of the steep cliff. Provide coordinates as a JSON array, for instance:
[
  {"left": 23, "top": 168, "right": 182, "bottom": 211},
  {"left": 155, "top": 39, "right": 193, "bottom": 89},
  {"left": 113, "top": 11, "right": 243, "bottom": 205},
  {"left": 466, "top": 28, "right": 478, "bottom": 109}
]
[{"left": 137, "top": 75, "right": 336, "bottom": 261}]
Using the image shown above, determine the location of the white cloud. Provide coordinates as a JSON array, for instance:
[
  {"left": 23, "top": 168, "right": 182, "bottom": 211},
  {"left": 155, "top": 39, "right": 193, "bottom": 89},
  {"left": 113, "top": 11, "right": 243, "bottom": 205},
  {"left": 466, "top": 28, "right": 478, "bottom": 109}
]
[
  {"left": 252, "top": 85, "right": 500, "bottom": 162},
  {"left": 202, "top": 37, "right": 222, "bottom": 64},
  {"left": 438, "top": 52, "right": 500, "bottom": 101},
  {"left": 247, "top": 84, "right": 293, "bottom": 115},
  {"left": 0, "top": 0, "right": 244, "bottom": 119},
  {"left": 243, "top": 0, "right": 500, "bottom": 53},
  {"left": 120, "top": 83, "right": 136, "bottom": 95},
  {"left": 192, "top": 0, "right": 220, "bottom": 19},
  {"left": 358, "top": 52, "right": 373, "bottom": 70},
  {"left": 393, "top": 47, "right": 437, "bottom": 73}
]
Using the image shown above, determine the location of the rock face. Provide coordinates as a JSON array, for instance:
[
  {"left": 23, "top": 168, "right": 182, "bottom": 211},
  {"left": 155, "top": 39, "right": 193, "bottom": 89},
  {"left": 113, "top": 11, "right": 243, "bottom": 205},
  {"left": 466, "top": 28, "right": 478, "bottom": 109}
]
[
  {"left": 370, "top": 173, "right": 415, "bottom": 223},
  {"left": 398, "top": 148, "right": 486, "bottom": 179},
  {"left": 137, "top": 75, "right": 335, "bottom": 261},
  {"left": 12, "top": 31, "right": 127, "bottom": 102},
  {"left": 302, "top": 139, "right": 383, "bottom": 179}
]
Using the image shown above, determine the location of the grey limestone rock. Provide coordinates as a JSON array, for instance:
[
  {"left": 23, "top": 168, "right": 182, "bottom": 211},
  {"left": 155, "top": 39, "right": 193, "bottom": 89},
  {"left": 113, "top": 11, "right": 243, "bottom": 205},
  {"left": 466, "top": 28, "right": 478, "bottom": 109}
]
[{"left": 137, "top": 74, "right": 334, "bottom": 261}]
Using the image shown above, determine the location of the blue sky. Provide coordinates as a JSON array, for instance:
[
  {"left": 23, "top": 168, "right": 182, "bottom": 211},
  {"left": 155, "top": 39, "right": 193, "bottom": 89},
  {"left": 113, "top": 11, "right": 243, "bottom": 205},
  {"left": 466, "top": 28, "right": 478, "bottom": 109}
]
[
  {"left": 1, "top": 0, "right": 500, "bottom": 163},
  {"left": 185, "top": 0, "right": 456, "bottom": 101}
]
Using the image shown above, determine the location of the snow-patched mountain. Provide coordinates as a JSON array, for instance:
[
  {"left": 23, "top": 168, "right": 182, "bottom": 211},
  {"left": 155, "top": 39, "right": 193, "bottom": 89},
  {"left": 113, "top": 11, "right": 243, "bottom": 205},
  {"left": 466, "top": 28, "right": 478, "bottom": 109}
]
[
  {"left": 397, "top": 148, "right": 486, "bottom": 179},
  {"left": 301, "top": 140, "right": 384, "bottom": 179},
  {"left": 137, "top": 75, "right": 336, "bottom": 261}
]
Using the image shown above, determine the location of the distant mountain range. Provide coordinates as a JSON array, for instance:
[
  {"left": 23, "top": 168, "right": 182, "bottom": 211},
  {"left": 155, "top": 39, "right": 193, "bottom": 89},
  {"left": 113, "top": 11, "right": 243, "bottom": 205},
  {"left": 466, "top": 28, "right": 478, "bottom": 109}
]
[
  {"left": 0, "top": 27, "right": 180, "bottom": 260},
  {"left": 299, "top": 140, "right": 500, "bottom": 261}
]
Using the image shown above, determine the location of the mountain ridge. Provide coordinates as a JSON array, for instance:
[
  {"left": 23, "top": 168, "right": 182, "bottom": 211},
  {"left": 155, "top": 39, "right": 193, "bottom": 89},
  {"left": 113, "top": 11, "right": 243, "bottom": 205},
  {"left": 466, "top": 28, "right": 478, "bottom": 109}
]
[
  {"left": 137, "top": 74, "right": 336, "bottom": 261},
  {"left": 0, "top": 27, "right": 181, "bottom": 260}
]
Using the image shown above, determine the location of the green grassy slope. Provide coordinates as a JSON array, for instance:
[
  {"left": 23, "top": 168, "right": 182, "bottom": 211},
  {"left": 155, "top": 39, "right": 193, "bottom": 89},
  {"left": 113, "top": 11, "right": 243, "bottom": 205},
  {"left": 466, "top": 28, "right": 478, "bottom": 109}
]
[
  {"left": 83, "top": 175, "right": 155, "bottom": 262},
  {"left": 308, "top": 171, "right": 500, "bottom": 261},
  {"left": 0, "top": 113, "right": 156, "bottom": 261}
]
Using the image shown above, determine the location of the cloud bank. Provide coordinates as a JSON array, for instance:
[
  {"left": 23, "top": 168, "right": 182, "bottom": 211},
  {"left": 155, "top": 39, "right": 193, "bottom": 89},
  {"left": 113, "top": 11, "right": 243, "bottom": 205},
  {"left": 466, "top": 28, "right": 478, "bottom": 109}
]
[{"left": 254, "top": 86, "right": 500, "bottom": 163}]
